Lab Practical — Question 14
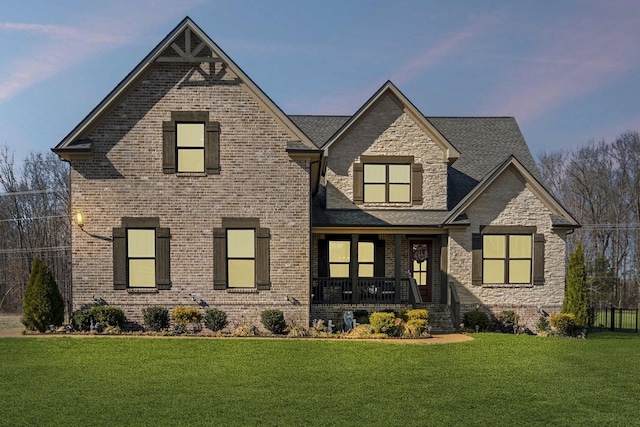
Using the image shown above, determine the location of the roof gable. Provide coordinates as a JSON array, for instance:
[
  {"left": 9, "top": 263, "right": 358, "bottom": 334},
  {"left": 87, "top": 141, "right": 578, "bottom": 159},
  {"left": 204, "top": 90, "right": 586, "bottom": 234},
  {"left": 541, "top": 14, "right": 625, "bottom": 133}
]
[
  {"left": 445, "top": 155, "right": 579, "bottom": 228},
  {"left": 322, "top": 81, "right": 460, "bottom": 163},
  {"left": 53, "top": 17, "right": 316, "bottom": 158}
]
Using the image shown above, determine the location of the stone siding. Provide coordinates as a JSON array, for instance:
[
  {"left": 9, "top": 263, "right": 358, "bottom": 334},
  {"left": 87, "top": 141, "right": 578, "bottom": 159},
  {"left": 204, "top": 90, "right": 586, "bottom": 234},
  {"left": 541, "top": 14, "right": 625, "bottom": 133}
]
[
  {"left": 448, "top": 167, "right": 567, "bottom": 329},
  {"left": 325, "top": 94, "right": 447, "bottom": 210},
  {"left": 70, "top": 62, "right": 311, "bottom": 326}
]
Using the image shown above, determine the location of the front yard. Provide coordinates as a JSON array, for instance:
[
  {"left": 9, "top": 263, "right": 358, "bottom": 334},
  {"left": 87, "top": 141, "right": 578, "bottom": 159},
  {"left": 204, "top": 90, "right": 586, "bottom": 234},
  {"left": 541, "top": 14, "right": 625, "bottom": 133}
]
[{"left": 1, "top": 333, "right": 639, "bottom": 426}]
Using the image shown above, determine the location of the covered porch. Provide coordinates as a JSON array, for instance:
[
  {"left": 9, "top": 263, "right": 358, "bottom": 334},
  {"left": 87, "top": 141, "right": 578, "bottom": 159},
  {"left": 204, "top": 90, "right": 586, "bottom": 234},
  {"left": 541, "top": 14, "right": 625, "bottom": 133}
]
[{"left": 311, "top": 231, "right": 450, "bottom": 306}]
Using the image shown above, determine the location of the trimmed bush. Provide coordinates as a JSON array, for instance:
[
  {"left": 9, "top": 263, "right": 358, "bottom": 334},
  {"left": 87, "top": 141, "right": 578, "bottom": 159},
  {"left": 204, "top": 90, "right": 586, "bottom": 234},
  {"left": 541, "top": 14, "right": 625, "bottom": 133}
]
[
  {"left": 463, "top": 310, "right": 490, "bottom": 331},
  {"left": 495, "top": 310, "right": 519, "bottom": 333},
  {"left": 406, "top": 309, "right": 429, "bottom": 321},
  {"left": 261, "top": 309, "right": 286, "bottom": 334},
  {"left": 404, "top": 319, "right": 428, "bottom": 338},
  {"left": 204, "top": 308, "right": 228, "bottom": 332},
  {"left": 73, "top": 306, "right": 126, "bottom": 332},
  {"left": 562, "top": 243, "right": 589, "bottom": 328},
  {"left": 172, "top": 307, "right": 202, "bottom": 332},
  {"left": 550, "top": 313, "right": 578, "bottom": 336},
  {"left": 369, "top": 312, "right": 395, "bottom": 334},
  {"left": 23, "top": 256, "right": 64, "bottom": 332},
  {"left": 143, "top": 306, "right": 170, "bottom": 332}
]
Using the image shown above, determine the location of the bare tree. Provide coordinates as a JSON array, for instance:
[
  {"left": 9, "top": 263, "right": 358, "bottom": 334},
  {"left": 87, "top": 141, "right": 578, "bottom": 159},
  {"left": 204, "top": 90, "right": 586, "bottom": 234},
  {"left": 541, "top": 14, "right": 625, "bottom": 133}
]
[{"left": 0, "top": 146, "right": 70, "bottom": 314}]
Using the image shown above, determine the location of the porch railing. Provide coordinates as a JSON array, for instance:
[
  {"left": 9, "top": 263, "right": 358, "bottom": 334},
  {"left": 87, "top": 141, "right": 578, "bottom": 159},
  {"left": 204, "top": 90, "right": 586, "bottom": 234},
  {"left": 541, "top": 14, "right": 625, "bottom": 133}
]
[{"left": 312, "top": 277, "right": 411, "bottom": 304}]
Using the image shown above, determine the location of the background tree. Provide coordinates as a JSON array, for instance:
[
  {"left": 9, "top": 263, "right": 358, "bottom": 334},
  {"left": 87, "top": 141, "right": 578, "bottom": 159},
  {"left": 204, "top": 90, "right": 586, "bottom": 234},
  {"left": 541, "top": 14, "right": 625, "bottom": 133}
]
[
  {"left": 538, "top": 130, "right": 640, "bottom": 308},
  {"left": 23, "top": 255, "right": 64, "bottom": 332},
  {"left": 0, "top": 146, "right": 70, "bottom": 315},
  {"left": 562, "top": 243, "right": 589, "bottom": 328}
]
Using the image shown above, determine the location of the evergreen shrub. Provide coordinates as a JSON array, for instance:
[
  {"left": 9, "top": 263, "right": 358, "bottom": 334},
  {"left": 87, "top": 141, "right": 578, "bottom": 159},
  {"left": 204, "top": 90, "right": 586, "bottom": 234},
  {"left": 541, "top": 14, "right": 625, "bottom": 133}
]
[
  {"left": 143, "top": 306, "right": 170, "bottom": 332},
  {"left": 261, "top": 309, "right": 286, "bottom": 334},
  {"left": 204, "top": 308, "right": 228, "bottom": 332},
  {"left": 463, "top": 310, "right": 490, "bottom": 331},
  {"left": 73, "top": 306, "right": 125, "bottom": 331},
  {"left": 23, "top": 256, "right": 64, "bottom": 332}
]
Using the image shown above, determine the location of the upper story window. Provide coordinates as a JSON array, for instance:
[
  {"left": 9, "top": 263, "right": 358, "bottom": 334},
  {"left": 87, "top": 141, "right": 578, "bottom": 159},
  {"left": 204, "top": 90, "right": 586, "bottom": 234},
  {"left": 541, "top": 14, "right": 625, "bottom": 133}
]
[
  {"left": 177, "top": 123, "right": 205, "bottom": 172},
  {"left": 163, "top": 111, "right": 220, "bottom": 175},
  {"left": 364, "top": 164, "right": 411, "bottom": 203},
  {"left": 353, "top": 155, "right": 422, "bottom": 205}
]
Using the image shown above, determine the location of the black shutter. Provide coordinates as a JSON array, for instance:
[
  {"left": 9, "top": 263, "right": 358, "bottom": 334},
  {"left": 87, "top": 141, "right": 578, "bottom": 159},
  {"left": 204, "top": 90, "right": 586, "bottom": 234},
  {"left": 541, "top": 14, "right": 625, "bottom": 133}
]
[
  {"left": 412, "top": 163, "right": 423, "bottom": 205},
  {"left": 213, "top": 228, "right": 227, "bottom": 289},
  {"left": 472, "top": 233, "right": 482, "bottom": 286},
  {"left": 533, "top": 233, "right": 545, "bottom": 285},
  {"left": 256, "top": 227, "right": 271, "bottom": 290},
  {"left": 317, "top": 239, "right": 328, "bottom": 277},
  {"left": 156, "top": 227, "right": 171, "bottom": 290},
  {"left": 113, "top": 227, "right": 127, "bottom": 289},
  {"left": 162, "top": 121, "right": 176, "bottom": 174},
  {"left": 205, "top": 121, "right": 220, "bottom": 174},
  {"left": 353, "top": 163, "right": 364, "bottom": 204},
  {"left": 374, "top": 239, "right": 385, "bottom": 277}
]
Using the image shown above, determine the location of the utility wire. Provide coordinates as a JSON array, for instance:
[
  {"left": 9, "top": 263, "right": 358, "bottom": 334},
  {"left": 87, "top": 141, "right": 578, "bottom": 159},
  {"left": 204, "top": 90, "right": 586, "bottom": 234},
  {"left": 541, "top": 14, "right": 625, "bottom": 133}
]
[
  {"left": 0, "top": 189, "right": 66, "bottom": 197},
  {"left": 0, "top": 215, "right": 68, "bottom": 223}
]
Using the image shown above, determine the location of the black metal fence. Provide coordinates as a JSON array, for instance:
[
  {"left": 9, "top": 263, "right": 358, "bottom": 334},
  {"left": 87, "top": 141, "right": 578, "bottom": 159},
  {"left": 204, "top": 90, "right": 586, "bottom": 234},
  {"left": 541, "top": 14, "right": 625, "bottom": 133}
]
[{"left": 590, "top": 304, "right": 639, "bottom": 332}]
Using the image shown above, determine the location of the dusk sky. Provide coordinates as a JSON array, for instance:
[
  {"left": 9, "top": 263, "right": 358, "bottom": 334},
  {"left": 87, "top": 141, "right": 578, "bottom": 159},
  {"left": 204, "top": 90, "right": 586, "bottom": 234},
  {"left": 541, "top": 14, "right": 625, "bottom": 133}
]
[{"left": 1, "top": 0, "right": 639, "bottom": 165}]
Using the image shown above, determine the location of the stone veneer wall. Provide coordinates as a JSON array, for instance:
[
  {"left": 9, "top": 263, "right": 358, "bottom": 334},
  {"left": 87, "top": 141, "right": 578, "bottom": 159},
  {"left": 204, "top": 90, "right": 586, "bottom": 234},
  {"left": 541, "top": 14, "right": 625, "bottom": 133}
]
[
  {"left": 70, "top": 62, "right": 311, "bottom": 326},
  {"left": 325, "top": 94, "right": 447, "bottom": 210},
  {"left": 448, "top": 167, "right": 568, "bottom": 330}
]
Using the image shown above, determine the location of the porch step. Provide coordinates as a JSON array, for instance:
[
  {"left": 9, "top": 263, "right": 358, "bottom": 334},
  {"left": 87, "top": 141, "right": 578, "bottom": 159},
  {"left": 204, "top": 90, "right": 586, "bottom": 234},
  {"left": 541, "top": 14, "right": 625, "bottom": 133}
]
[{"left": 414, "top": 303, "right": 456, "bottom": 334}]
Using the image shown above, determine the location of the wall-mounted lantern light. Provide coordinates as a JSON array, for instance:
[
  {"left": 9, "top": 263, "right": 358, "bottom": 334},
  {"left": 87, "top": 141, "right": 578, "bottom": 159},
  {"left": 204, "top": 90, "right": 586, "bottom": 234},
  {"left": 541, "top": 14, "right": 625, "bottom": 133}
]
[{"left": 75, "top": 212, "right": 84, "bottom": 228}]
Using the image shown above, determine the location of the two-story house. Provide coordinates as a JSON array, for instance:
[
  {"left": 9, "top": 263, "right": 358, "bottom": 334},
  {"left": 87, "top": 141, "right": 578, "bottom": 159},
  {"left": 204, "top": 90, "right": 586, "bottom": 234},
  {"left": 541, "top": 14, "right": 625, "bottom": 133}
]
[{"left": 53, "top": 18, "right": 579, "bottom": 332}]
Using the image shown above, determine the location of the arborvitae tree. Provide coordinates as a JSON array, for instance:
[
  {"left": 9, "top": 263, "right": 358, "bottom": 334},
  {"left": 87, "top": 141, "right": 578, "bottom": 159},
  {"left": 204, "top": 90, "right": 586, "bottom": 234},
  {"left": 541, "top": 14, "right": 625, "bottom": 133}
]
[
  {"left": 562, "top": 243, "right": 589, "bottom": 328},
  {"left": 23, "top": 256, "right": 64, "bottom": 332}
]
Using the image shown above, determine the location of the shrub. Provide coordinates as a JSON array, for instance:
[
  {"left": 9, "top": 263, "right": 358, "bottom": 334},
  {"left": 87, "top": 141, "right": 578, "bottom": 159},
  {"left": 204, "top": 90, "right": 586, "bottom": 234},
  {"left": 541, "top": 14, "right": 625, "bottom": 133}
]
[
  {"left": 204, "top": 308, "right": 228, "bottom": 332},
  {"left": 463, "top": 310, "right": 490, "bottom": 331},
  {"left": 23, "top": 256, "right": 64, "bottom": 332},
  {"left": 495, "top": 310, "right": 519, "bottom": 333},
  {"left": 287, "top": 324, "right": 309, "bottom": 338},
  {"left": 536, "top": 316, "right": 550, "bottom": 333},
  {"left": 231, "top": 324, "right": 257, "bottom": 337},
  {"left": 261, "top": 309, "right": 287, "bottom": 334},
  {"left": 73, "top": 306, "right": 126, "bottom": 332},
  {"left": 406, "top": 309, "right": 429, "bottom": 321},
  {"left": 562, "top": 243, "right": 589, "bottom": 328},
  {"left": 369, "top": 312, "right": 396, "bottom": 334},
  {"left": 143, "top": 306, "right": 170, "bottom": 332},
  {"left": 172, "top": 306, "right": 202, "bottom": 333},
  {"left": 550, "top": 313, "right": 578, "bottom": 336},
  {"left": 404, "top": 319, "right": 428, "bottom": 338},
  {"left": 348, "top": 324, "right": 374, "bottom": 338}
]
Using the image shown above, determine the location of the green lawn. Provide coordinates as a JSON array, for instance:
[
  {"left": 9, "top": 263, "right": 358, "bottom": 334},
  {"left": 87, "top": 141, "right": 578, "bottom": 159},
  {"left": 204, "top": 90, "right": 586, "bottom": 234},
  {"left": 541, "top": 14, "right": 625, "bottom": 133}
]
[{"left": 1, "top": 333, "right": 639, "bottom": 426}]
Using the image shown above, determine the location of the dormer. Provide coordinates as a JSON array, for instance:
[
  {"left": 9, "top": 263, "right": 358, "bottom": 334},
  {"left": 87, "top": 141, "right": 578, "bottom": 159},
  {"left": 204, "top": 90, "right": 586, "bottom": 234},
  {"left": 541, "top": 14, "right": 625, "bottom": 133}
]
[{"left": 322, "top": 82, "right": 458, "bottom": 210}]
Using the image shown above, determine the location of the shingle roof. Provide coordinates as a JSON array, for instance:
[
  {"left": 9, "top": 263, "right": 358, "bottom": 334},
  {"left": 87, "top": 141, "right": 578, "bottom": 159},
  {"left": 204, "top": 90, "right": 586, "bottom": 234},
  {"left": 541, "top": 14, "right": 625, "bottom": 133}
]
[
  {"left": 292, "top": 114, "right": 560, "bottom": 228},
  {"left": 288, "top": 115, "right": 349, "bottom": 149}
]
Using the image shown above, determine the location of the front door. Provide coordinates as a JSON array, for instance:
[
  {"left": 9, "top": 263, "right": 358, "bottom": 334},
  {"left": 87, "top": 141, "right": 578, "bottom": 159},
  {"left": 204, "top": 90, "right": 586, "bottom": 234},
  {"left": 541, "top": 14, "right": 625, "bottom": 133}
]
[{"left": 410, "top": 240, "right": 433, "bottom": 302}]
